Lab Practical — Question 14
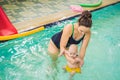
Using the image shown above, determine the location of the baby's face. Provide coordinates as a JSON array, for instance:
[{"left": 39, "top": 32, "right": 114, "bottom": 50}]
[
  {"left": 69, "top": 51, "right": 77, "bottom": 58},
  {"left": 68, "top": 44, "right": 78, "bottom": 58}
]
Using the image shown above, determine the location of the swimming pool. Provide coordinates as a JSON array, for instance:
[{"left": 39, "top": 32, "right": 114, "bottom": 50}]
[{"left": 0, "top": 3, "right": 120, "bottom": 80}]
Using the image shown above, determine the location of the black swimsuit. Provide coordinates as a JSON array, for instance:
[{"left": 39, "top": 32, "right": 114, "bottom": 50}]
[{"left": 51, "top": 24, "right": 85, "bottom": 49}]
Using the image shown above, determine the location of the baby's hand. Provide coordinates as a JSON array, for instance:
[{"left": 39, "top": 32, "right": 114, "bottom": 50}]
[{"left": 75, "top": 57, "right": 81, "bottom": 62}]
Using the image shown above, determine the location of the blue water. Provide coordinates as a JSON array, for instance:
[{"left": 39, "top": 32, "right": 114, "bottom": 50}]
[{"left": 0, "top": 3, "right": 120, "bottom": 80}]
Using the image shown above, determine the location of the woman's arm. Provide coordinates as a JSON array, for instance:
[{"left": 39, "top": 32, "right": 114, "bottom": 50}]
[
  {"left": 79, "top": 31, "right": 91, "bottom": 60},
  {"left": 60, "top": 24, "right": 72, "bottom": 53}
]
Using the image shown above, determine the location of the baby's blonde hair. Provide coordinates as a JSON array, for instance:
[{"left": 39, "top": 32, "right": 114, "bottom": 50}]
[{"left": 68, "top": 44, "right": 78, "bottom": 54}]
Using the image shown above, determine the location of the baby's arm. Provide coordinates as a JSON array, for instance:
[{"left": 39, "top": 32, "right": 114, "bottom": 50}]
[{"left": 64, "top": 53, "right": 76, "bottom": 64}]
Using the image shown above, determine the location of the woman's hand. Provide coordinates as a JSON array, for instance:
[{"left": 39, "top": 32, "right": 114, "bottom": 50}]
[
  {"left": 75, "top": 57, "right": 84, "bottom": 67},
  {"left": 58, "top": 49, "right": 70, "bottom": 57},
  {"left": 58, "top": 50, "right": 65, "bottom": 57},
  {"left": 80, "top": 59, "right": 84, "bottom": 67}
]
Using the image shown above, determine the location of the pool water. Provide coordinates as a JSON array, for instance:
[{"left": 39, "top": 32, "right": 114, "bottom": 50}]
[{"left": 0, "top": 3, "right": 120, "bottom": 80}]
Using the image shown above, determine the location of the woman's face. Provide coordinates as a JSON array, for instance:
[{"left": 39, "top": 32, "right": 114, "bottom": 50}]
[{"left": 78, "top": 25, "right": 90, "bottom": 34}]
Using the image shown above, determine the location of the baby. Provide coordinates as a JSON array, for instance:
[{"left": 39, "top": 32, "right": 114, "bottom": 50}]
[{"left": 59, "top": 44, "right": 81, "bottom": 76}]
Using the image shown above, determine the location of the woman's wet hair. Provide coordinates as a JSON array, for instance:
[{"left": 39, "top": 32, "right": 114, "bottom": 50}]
[{"left": 78, "top": 10, "right": 92, "bottom": 28}]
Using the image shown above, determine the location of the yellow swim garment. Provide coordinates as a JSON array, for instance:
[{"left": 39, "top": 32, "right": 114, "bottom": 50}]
[{"left": 65, "top": 65, "right": 81, "bottom": 73}]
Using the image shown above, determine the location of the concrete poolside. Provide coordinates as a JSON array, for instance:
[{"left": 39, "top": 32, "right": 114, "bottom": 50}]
[{"left": 0, "top": 0, "right": 119, "bottom": 32}]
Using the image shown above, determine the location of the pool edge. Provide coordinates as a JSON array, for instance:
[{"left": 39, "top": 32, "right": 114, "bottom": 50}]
[{"left": 14, "top": 0, "right": 119, "bottom": 33}]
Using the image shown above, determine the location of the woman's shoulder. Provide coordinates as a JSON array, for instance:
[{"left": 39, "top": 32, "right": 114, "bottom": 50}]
[
  {"left": 84, "top": 30, "right": 91, "bottom": 38},
  {"left": 62, "top": 23, "right": 73, "bottom": 35},
  {"left": 87, "top": 29, "right": 91, "bottom": 35},
  {"left": 65, "top": 23, "right": 73, "bottom": 28},
  {"left": 63, "top": 23, "right": 72, "bottom": 30},
  {"left": 64, "top": 23, "right": 76, "bottom": 29}
]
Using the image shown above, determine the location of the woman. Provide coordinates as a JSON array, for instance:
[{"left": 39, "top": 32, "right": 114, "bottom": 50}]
[{"left": 48, "top": 10, "right": 92, "bottom": 67}]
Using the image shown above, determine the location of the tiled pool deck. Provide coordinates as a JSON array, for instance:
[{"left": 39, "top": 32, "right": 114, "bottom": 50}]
[
  {"left": 0, "top": 0, "right": 119, "bottom": 32},
  {"left": 0, "top": 0, "right": 100, "bottom": 23}
]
